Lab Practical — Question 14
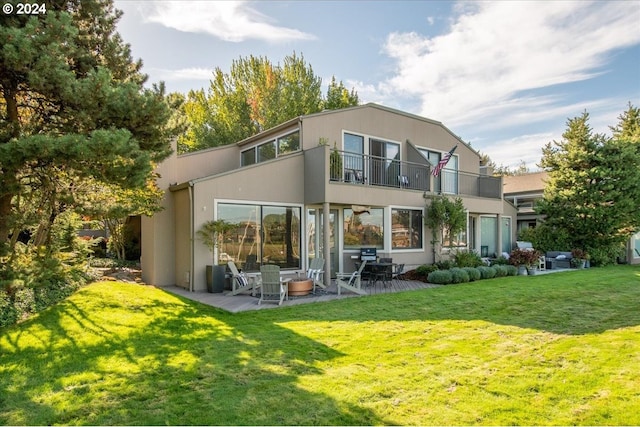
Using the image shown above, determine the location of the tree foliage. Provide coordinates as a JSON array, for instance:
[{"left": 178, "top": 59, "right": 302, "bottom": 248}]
[
  {"left": 425, "top": 195, "right": 466, "bottom": 260},
  {"left": 535, "top": 105, "right": 640, "bottom": 265},
  {"left": 178, "top": 52, "right": 359, "bottom": 153},
  {"left": 0, "top": 1, "right": 172, "bottom": 262}
]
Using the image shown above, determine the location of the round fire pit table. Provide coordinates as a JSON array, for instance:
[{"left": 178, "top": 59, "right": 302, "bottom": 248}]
[{"left": 287, "top": 278, "right": 313, "bottom": 296}]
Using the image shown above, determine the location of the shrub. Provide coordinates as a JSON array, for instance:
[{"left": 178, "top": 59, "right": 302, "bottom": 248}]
[
  {"left": 493, "top": 265, "right": 509, "bottom": 277},
  {"left": 449, "top": 267, "right": 470, "bottom": 283},
  {"left": 435, "top": 260, "right": 455, "bottom": 270},
  {"left": 89, "top": 257, "right": 139, "bottom": 269},
  {"left": 477, "top": 266, "right": 497, "bottom": 279},
  {"left": 416, "top": 264, "right": 439, "bottom": 276},
  {"left": 0, "top": 252, "right": 90, "bottom": 328},
  {"left": 453, "top": 250, "right": 484, "bottom": 268},
  {"left": 491, "top": 256, "right": 509, "bottom": 266},
  {"left": 463, "top": 267, "right": 481, "bottom": 281},
  {"left": 427, "top": 269, "right": 453, "bottom": 285},
  {"left": 505, "top": 265, "right": 518, "bottom": 276},
  {"left": 509, "top": 248, "right": 542, "bottom": 267}
]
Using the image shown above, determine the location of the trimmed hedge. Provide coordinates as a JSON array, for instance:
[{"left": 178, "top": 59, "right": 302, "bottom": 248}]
[
  {"left": 416, "top": 264, "right": 439, "bottom": 277},
  {"left": 427, "top": 269, "right": 453, "bottom": 285},
  {"left": 477, "top": 266, "right": 497, "bottom": 279},
  {"left": 449, "top": 267, "right": 470, "bottom": 283},
  {"left": 463, "top": 267, "right": 482, "bottom": 281},
  {"left": 493, "top": 265, "right": 509, "bottom": 277},
  {"left": 505, "top": 265, "right": 518, "bottom": 276}
]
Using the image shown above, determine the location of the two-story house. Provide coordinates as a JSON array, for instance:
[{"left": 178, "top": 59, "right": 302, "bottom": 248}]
[{"left": 141, "top": 103, "right": 517, "bottom": 291}]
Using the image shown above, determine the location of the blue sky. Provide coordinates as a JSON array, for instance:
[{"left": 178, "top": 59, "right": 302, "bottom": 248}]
[{"left": 114, "top": 0, "right": 640, "bottom": 170}]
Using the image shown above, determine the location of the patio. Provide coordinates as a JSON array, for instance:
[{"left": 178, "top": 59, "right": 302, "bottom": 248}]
[{"left": 165, "top": 278, "right": 441, "bottom": 313}]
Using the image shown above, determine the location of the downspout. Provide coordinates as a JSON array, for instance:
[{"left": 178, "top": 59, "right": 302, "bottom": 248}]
[{"left": 188, "top": 181, "right": 195, "bottom": 292}]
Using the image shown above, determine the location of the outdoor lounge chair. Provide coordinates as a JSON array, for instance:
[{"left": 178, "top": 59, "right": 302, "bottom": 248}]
[
  {"left": 336, "top": 260, "right": 367, "bottom": 295},
  {"left": 258, "top": 264, "right": 290, "bottom": 306},
  {"left": 306, "top": 257, "right": 325, "bottom": 293},
  {"left": 228, "top": 261, "right": 256, "bottom": 296}
]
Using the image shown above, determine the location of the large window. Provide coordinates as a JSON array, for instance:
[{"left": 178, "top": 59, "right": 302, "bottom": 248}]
[
  {"left": 343, "top": 208, "right": 384, "bottom": 249},
  {"left": 240, "top": 130, "right": 300, "bottom": 166},
  {"left": 343, "top": 133, "right": 364, "bottom": 174},
  {"left": 633, "top": 231, "right": 640, "bottom": 259},
  {"left": 480, "top": 216, "right": 497, "bottom": 257},
  {"left": 216, "top": 203, "right": 301, "bottom": 271},
  {"left": 391, "top": 209, "right": 423, "bottom": 249},
  {"left": 370, "top": 139, "right": 400, "bottom": 186}
]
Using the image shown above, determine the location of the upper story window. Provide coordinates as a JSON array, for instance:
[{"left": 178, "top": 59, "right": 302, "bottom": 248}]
[
  {"left": 417, "top": 147, "right": 459, "bottom": 194},
  {"left": 240, "top": 130, "right": 300, "bottom": 167}
]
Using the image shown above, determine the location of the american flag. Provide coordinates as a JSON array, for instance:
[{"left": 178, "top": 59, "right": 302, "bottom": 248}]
[{"left": 431, "top": 145, "right": 457, "bottom": 177}]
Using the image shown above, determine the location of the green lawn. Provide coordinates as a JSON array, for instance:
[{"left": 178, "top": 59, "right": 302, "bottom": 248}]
[{"left": 1, "top": 265, "right": 639, "bottom": 425}]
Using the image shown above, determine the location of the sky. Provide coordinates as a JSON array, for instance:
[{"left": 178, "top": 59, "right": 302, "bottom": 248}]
[{"left": 114, "top": 0, "right": 640, "bottom": 170}]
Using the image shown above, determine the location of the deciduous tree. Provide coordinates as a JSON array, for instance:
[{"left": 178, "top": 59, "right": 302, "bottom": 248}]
[{"left": 178, "top": 52, "right": 359, "bottom": 153}]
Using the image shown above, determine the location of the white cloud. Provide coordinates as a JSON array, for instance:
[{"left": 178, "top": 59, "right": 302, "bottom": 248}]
[
  {"left": 475, "top": 96, "right": 634, "bottom": 170},
  {"left": 140, "top": 1, "right": 315, "bottom": 43},
  {"left": 379, "top": 1, "right": 640, "bottom": 129},
  {"left": 481, "top": 133, "right": 554, "bottom": 170}
]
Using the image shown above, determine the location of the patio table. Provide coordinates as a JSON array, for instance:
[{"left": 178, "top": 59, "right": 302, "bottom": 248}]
[{"left": 366, "top": 262, "right": 396, "bottom": 286}]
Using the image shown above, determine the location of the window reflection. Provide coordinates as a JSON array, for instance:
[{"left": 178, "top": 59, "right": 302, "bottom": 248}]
[
  {"left": 391, "top": 209, "right": 423, "bottom": 249},
  {"left": 217, "top": 203, "right": 301, "bottom": 271},
  {"left": 343, "top": 208, "right": 384, "bottom": 249}
]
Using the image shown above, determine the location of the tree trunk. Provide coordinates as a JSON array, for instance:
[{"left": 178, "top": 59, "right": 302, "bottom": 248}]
[{"left": 0, "top": 81, "right": 21, "bottom": 251}]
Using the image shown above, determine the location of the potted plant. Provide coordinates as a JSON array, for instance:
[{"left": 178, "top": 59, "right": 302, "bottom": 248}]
[
  {"left": 509, "top": 248, "right": 530, "bottom": 275},
  {"left": 197, "top": 219, "right": 234, "bottom": 293},
  {"left": 571, "top": 248, "right": 589, "bottom": 268},
  {"left": 329, "top": 142, "right": 342, "bottom": 181},
  {"left": 509, "top": 248, "right": 542, "bottom": 275}
]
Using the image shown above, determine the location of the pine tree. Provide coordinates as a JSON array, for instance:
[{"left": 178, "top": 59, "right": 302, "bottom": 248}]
[
  {"left": 0, "top": 0, "right": 171, "bottom": 254},
  {"left": 536, "top": 107, "right": 640, "bottom": 264}
]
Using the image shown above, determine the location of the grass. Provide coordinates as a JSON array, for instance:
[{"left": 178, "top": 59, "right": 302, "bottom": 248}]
[{"left": 1, "top": 265, "right": 639, "bottom": 425}]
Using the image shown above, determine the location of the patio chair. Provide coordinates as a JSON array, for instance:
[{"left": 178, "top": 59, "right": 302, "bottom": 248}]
[
  {"left": 336, "top": 260, "right": 368, "bottom": 295},
  {"left": 258, "top": 264, "right": 289, "bottom": 306},
  {"left": 390, "top": 263, "right": 405, "bottom": 282},
  {"left": 228, "top": 261, "right": 255, "bottom": 296},
  {"left": 307, "top": 258, "right": 326, "bottom": 293}
]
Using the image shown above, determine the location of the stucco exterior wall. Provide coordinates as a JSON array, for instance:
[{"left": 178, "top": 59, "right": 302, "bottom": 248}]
[
  {"left": 300, "top": 105, "right": 480, "bottom": 174},
  {"left": 189, "top": 152, "right": 305, "bottom": 291},
  {"left": 173, "top": 188, "right": 191, "bottom": 289},
  {"left": 173, "top": 144, "right": 239, "bottom": 185}
]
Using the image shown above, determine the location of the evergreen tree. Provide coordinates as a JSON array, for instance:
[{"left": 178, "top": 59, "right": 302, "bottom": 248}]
[
  {"left": 0, "top": 0, "right": 171, "bottom": 255},
  {"left": 536, "top": 107, "right": 640, "bottom": 265}
]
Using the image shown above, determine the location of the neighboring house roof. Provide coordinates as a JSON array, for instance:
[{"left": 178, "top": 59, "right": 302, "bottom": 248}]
[{"left": 503, "top": 171, "right": 548, "bottom": 195}]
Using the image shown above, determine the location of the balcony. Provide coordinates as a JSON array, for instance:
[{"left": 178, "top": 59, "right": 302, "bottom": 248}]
[{"left": 329, "top": 150, "right": 502, "bottom": 199}]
